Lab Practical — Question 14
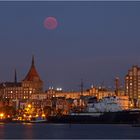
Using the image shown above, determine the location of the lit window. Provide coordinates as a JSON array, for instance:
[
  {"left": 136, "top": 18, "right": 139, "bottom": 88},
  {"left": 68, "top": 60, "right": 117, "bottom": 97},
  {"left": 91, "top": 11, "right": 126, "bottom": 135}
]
[{"left": 130, "top": 83, "right": 132, "bottom": 86}]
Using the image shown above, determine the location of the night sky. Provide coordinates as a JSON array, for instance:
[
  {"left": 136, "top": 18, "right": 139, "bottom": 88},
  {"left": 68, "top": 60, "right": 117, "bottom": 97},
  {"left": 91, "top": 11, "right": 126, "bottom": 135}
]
[{"left": 0, "top": 1, "right": 140, "bottom": 91}]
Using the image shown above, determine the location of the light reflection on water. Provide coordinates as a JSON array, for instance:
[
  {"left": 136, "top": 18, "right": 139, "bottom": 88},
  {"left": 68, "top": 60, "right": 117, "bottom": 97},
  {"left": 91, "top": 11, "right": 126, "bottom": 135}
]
[
  {"left": 22, "top": 122, "right": 34, "bottom": 126},
  {"left": 0, "top": 123, "right": 140, "bottom": 139},
  {"left": 0, "top": 123, "right": 5, "bottom": 139},
  {"left": 0, "top": 122, "right": 5, "bottom": 125},
  {"left": 22, "top": 123, "right": 34, "bottom": 139}
]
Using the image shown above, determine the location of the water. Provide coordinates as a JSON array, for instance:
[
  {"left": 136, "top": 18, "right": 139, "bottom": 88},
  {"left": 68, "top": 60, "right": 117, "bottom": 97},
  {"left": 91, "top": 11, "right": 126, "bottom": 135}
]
[{"left": 0, "top": 123, "right": 140, "bottom": 139}]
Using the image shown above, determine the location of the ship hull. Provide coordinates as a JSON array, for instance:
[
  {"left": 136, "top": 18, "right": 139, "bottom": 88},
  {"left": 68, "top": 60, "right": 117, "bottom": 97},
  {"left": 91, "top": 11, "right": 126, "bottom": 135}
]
[{"left": 47, "top": 110, "right": 140, "bottom": 124}]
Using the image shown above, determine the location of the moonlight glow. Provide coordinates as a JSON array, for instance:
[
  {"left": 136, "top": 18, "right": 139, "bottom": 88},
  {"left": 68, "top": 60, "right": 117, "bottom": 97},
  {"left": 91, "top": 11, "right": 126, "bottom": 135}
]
[{"left": 44, "top": 17, "right": 58, "bottom": 30}]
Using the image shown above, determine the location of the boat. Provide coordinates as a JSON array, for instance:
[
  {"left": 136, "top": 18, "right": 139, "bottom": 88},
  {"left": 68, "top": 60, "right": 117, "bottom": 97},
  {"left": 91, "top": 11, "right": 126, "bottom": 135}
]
[
  {"left": 30, "top": 117, "right": 47, "bottom": 123},
  {"left": 47, "top": 96, "right": 140, "bottom": 124}
]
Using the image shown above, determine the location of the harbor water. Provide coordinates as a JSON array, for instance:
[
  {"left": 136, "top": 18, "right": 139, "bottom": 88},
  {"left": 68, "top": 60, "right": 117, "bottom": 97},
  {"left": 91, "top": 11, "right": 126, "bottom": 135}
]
[{"left": 0, "top": 123, "right": 140, "bottom": 139}]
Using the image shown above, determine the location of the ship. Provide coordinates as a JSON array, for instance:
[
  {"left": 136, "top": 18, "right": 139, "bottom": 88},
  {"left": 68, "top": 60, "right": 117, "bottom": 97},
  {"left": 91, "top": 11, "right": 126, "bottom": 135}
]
[
  {"left": 30, "top": 117, "right": 47, "bottom": 123},
  {"left": 47, "top": 96, "right": 140, "bottom": 124}
]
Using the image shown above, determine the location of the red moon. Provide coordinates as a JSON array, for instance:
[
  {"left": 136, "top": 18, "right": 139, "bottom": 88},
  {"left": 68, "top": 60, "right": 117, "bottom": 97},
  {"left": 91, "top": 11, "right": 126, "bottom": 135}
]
[{"left": 44, "top": 17, "right": 58, "bottom": 30}]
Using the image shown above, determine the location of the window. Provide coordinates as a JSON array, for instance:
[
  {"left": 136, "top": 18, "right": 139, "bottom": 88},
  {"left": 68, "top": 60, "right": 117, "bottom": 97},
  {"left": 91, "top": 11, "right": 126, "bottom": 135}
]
[{"left": 130, "top": 83, "right": 132, "bottom": 86}]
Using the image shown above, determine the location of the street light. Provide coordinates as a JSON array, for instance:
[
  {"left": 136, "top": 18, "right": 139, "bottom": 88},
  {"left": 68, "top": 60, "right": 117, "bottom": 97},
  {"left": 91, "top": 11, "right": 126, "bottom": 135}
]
[
  {"left": 0, "top": 113, "right": 4, "bottom": 118},
  {"left": 28, "top": 104, "right": 31, "bottom": 108}
]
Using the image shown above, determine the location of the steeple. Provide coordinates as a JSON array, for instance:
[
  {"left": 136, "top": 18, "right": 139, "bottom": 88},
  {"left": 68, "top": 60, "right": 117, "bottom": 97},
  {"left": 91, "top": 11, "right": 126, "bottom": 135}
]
[
  {"left": 23, "top": 56, "right": 42, "bottom": 82},
  {"left": 32, "top": 55, "right": 35, "bottom": 66},
  {"left": 14, "top": 69, "right": 17, "bottom": 84}
]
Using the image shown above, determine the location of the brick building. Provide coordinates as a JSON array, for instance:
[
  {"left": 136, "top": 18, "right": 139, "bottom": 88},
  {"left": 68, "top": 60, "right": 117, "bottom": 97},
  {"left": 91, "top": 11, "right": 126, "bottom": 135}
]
[
  {"left": 0, "top": 56, "right": 43, "bottom": 100},
  {"left": 125, "top": 65, "right": 140, "bottom": 107}
]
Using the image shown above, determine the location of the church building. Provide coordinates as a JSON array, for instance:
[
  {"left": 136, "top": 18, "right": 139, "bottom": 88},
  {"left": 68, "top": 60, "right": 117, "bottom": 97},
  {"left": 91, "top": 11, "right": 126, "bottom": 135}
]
[{"left": 0, "top": 56, "right": 43, "bottom": 100}]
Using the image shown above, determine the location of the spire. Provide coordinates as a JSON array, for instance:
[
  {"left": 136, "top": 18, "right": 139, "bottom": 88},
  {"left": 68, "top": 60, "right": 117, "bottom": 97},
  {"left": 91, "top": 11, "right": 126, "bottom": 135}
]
[
  {"left": 14, "top": 69, "right": 17, "bottom": 84},
  {"left": 32, "top": 55, "right": 35, "bottom": 66},
  {"left": 23, "top": 56, "right": 42, "bottom": 82}
]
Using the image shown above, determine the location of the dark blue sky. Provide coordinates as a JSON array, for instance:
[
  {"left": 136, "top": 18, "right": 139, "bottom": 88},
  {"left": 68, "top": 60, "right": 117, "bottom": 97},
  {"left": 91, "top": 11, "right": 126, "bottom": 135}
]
[{"left": 0, "top": 1, "right": 140, "bottom": 91}]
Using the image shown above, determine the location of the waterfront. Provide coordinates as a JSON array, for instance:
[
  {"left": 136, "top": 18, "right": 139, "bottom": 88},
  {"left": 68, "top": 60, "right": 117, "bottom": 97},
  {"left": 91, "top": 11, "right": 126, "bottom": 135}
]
[{"left": 0, "top": 123, "right": 140, "bottom": 139}]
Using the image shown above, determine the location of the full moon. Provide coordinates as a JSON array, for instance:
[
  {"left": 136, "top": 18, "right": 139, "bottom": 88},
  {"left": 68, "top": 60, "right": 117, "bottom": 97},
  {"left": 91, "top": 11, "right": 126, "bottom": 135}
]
[{"left": 44, "top": 17, "right": 58, "bottom": 30}]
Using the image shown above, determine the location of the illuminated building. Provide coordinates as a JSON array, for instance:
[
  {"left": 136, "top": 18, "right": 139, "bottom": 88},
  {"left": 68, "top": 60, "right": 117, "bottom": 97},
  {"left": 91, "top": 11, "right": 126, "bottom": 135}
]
[
  {"left": 115, "top": 96, "right": 130, "bottom": 110},
  {"left": 0, "top": 56, "right": 43, "bottom": 100},
  {"left": 0, "top": 55, "right": 129, "bottom": 112},
  {"left": 125, "top": 65, "right": 140, "bottom": 107},
  {"left": 31, "top": 86, "right": 115, "bottom": 100}
]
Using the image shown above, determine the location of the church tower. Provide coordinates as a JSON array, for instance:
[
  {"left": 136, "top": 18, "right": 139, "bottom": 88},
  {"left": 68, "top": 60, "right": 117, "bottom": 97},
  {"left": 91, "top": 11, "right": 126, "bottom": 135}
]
[{"left": 22, "top": 56, "right": 43, "bottom": 95}]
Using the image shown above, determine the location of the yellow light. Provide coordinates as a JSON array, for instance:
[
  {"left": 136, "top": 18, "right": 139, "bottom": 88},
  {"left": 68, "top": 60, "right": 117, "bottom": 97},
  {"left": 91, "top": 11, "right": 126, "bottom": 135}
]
[
  {"left": 42, "top": 114, "right": 45, "bottom": 117},
  {"left": 23, "top": 114, "right": 26, "bottom": 117},
  {"left": 0, "top": 113, "right": 4, "bottom": 117},
  {"left": 29, "top": 115, "right": 32, "bottom": 118},
  {"left": 28, "top": 104, "right": 31, "bottom": 108},
  {"left": 36, "top": 114, "right": 39, "bottom": 117},
  {"left": 18, "top": 117, "right": 22, "bottom": 120}
]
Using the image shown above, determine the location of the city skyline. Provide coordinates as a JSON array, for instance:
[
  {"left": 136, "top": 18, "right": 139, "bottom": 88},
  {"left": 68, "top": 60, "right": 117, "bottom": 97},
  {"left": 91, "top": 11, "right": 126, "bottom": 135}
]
[
  {"left": 0, "top": 54, "right": 138, "bottom": 91},
  {"left": 0, "top": 1, "right": 140, "bottom": 90}
]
